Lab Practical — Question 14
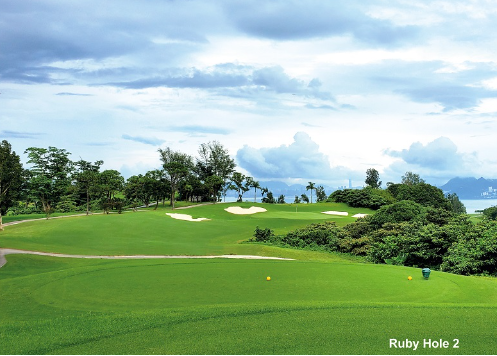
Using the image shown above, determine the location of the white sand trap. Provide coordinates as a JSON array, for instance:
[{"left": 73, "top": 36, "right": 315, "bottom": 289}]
[
  {"left": 166, "top": 213, "right": 210, "bottom": 222},
  {"left": 322, "top": 211, "right": 349, "bottom": 216},
  {"left": 224, "top": 206, "right": 267, "bottom": 215},
  {"left": 352, "top": 213, "right": 368, "bottom": 218}
]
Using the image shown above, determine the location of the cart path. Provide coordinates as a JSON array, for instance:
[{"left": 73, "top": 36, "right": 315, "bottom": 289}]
[{"left": 0, "top": 248, "right": 294, "bottom": 268}]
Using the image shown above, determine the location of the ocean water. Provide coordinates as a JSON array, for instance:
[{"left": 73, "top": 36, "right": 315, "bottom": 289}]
[{"left": 461, "top": 199, "right": 497, "bottom": 214}]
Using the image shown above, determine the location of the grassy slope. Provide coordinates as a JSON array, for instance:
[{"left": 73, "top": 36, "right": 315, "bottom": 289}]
[
  {"left": 0, "top": 202, "right": 370, "bottom": 256},
  {"left": 1, "top": 202, "right": 497, "bottom": 354}
]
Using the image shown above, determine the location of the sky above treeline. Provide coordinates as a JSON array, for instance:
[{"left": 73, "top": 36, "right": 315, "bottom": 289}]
[{"left": 1, "top": 0, "right": 497, "bottom": 187}]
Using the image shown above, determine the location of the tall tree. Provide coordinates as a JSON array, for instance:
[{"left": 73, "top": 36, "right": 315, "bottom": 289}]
[
  {"left": 25, "top": 146, "right": 73, "bottom": 218},
  {"left": 365, "top": 168, "right": 382, "bottom": 189},
  {"left": 197, "top": 141, "right": 236, "bottom": 202},
  {"left": 0, "top": 140, "right": 24, "bottom": 230},
  {"left": 99, "top": 170, "right": 124, "bottom": 213},
  {"left": 250, "top": 180, "right": 261, "bottom": 203},
  {"left": 315, "top": 185, "right": 327, "bottom": 202},
  {"left": 158, "top": 147, "right": 193, "bottom": 209},
  {"left": 73, "top": 159, "right": 103, "bottom": 215},
  {"left": 145, "top": 169, "right": 169, "bottom": 210},
  {"left": 401, "top": 171, "right": 425, "bottom": 185},
  {"left": 230, "top": 172, "right": 250, "bottom": 202},
  {"left": 306, "top": 182, "right": 316, "bottom": 204}
]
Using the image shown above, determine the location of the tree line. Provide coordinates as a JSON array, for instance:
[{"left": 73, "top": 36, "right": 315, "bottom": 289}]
[{"left": 0, "top": 140, "right": 326, "bottom": 229}]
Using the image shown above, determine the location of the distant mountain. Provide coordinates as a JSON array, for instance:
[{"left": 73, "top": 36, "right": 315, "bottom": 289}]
[
  {"left": 440, "top": 177, "right": 497, "bottom": 199},
  {"left": 224, "top": 181, "right": 338, "bottom": 200}
]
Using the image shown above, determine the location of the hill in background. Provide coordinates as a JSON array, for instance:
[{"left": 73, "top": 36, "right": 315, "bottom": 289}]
[{"left": 440, "top": 177, "right": 497, "bottom": 199}]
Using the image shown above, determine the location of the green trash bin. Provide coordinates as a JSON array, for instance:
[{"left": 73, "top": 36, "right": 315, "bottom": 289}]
[{"left": 422, "top": 268, "right": 431, "bottom": 279}]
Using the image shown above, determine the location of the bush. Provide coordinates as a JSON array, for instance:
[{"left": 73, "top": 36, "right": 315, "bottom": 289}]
[
  {"left": 327, "top": 187, "right": 394, "bottom": 210},
  {"left": 483, "top": 206, "right": 497, "bottom": 220},
  {"left": 253, "top": 226, "right": 275, "bottom": 242},
  {"left": 281, "top": 222, "right": 341, "bottom": 250},
  {"left": 387, "top": 183, "right": 451, "bottom": 210},
  {"left": 368, "top": 200, "right": 425, "bottom": 228},
  {"left": 441, "top": 220, "right": 497, "bottom": 276}
]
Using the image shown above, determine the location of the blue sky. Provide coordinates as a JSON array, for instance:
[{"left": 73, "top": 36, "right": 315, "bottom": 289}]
[{"left": 1, "top": 0, "right": 497, "bottom": 187}]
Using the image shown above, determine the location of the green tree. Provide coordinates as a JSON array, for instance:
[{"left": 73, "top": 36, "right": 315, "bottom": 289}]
[
  {"left": 159, "top": 147, "right": 193, "bottom": 209},
  {"left": 277, "top": 194, "right": 286, "bottom": 204},
  {"left": 198, "top": 141, "right": 236, "bottom": 202},
  {"left": 99, "top": 170, "right": 125, "bottom": 213},
  {"left": 301, "top": 193, "right": 309, "bottom": 203},
  {"left": 365, "top": 168, "right": 381, "bottom": 189},
  {"left": 205, "top": 175, "right": 224, "bottom": 202},
  {"left": 230, "top": 172, "right": 250, "bottom": 202},
  {"left": 25, "top": 146, "right": 73, "bottom": 218},
  {"left": 306, "top": 182, "right": 316, "bottom": 203},
  {"left": 294, "top": 195, "right": 301, "bottom": 204},
  {"left": 483, "top": 206, "right": 497, "bottom": 220},
  {"left": 315, "top": 185, "right": 327, "bottom": 202},
  {"left": 0, "top": 140, "right": 24, "bottom": 230},
  {"left": 145, "top": 170, "right": 169, "bottom": 209},
  {"left": 446, "top": 193, "right": 466, "bottom": 214},
  {"left": 401, "top": 171, "right": 425, "bottom": 185},
  {"left": 250, "top": 179, "right": 261, "bottom": 203},
  {"left": 73, "top": 159, "right": 103, "bottom": 215}
]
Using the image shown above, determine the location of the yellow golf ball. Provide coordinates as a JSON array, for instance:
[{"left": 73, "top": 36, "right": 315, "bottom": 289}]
[
  {"left": 266, "top": 276, "right": 271, "bottom": 281},
  {"left": 408, "top": 276, "right": 412, "bottom": 280}
]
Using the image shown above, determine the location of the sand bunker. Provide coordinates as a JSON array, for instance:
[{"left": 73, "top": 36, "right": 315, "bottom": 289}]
[
  {"left": 352, "top": 213, "right": 368, "bottom": 218},
  {"left": 224, "top": 206, "right": 267, "bottom": 215},
  {"left": 166, "top": 213, "right": 210, "bottom": 222},
  {"left": 322, "top": 211, "right": 349, "bottom": 216}
]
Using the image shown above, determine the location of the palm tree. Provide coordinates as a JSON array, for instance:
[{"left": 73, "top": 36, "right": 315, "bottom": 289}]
[
  {"left": 306, "top": 182, "right": 316, "bottom": 204},
  {"left": 251, "top": 180, "right": 261, "bottom": 203}
]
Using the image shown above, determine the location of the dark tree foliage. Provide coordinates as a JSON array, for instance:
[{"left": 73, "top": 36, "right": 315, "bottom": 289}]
[
  {"left": 25, "top": 146, "right": 73, "bottom": 218},
  {"left": 328, "top": 187, "right": 394, "bottom": 210},
  {"left": 387, "top": 183, "right": 451, "bottom": 210},
  {"left": 0, "top": 140, "right": 24, "bottom": 229},
  {"left": 365, "top": 168, "right": 382, "bottom": 189},
  {"left": 441, "top": 219, "right": 497, "bottom": 275},
  {"left": 262, "top": 191, "right": 275, "bottom": 204},
  {"left": 446, "top": 193, "right": 466, "bottom": 214},
  {"left": 482, "top": 206, "right": 497, "bottom": 220}
]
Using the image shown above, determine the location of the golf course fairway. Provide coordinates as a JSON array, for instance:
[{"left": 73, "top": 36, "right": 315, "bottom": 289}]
[{"left": 1, "top": 203, "right": 497, "bottom": 354}]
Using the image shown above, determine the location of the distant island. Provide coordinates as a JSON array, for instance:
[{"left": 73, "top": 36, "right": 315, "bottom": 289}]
[{"left": 440, "top": 177, "right": 497, "bottom": 200}]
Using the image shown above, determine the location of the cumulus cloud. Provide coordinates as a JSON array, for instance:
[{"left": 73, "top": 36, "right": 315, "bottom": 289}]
[
  {"left": 383, "top": 137, "right": 480, "bottom": 184},
  {"left": 237, "top": 132, "right": 342, "bottom": 180},
  {"left": 386, "top": 137, "right": 464, "bottom": 170}
]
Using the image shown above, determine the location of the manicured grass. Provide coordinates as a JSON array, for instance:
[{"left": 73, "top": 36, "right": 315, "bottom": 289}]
[
  {"left": 0, "top": 202, "right": 372, "bottom": 256},
  {"left": 1, "top": 255, "right": 497, "bottom": 354},
  {"left": 2, "top": 202, "right": 497, "bottom": 354}
]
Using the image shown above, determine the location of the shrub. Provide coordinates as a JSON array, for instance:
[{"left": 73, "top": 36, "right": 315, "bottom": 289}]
[
  {"left": 281, "top": 222, "right": 341, "bottom": 250},
  {"left": 368, "top": 200, "right": 425, "bottom": 228},
  {"left": 441, "top": 220, "right": 497, "bottom": 276},
  {"left": 483, "top": 206, "right": 497, "bottom": 220},
  {"left": 253, "top": 226, "right": 275, "bottom": 242},
  {"left": 387, "top": 183, "right": 451, "bottom": 210},
  {"left": 327, "top": 187, "right": 394, "bottom": 210}
]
